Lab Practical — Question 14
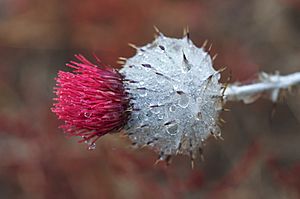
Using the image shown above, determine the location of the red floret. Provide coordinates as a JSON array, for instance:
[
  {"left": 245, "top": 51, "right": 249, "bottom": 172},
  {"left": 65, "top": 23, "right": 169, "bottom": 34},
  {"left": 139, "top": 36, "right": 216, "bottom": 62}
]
[{"left": 52, "top": 54, "right": 129, "bottom": 147}]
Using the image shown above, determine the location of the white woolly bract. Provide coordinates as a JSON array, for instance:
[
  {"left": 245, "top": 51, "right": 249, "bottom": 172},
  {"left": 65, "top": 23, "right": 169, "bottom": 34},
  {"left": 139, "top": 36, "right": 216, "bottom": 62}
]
[{"left": 120, "top": 34, "right": 223, "bottom": 160}]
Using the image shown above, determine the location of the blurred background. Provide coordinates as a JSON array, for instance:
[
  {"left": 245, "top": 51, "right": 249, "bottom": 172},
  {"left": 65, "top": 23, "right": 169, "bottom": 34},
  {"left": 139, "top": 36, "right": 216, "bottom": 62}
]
[{"left": 0, "top": 0, "right": 300, "bottom": 198}]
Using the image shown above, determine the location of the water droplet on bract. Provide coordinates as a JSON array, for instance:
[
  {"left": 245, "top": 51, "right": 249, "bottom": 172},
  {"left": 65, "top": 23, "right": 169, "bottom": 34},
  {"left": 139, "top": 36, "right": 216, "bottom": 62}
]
[
  {"left": 84, "top": 137, "right": 91, "bottom": 144},
  {"left": 158, "top": 113, "right": 164, "bottom": 120},
  {"left": 151, "top": 107, "right": 160, "bottom": 114},
  {"left": 84, "top": 112, "right": 91, "bottom": 118},
  {"left": 139, "top": 89, "right": 147, "bottom": 97},
  {"left": 139, "top": 81, "right": 145, "bottom": 86},
  {"left": 159, "top": 155, "right": 166, "bottom": 161},
  {"left": 178, "top": 93, "right": 189, "bottom": 108},
  {"left": 166, "top": 123, "right": 179, "bottom": 135},
  {"left": 192, "top": 124, "right": 198, "bottom": 132},
  {"left": 169, "top": 104, "right": 176, "bottom": 112},
  {"left": 157, "top": 77, "right": 165, "bottom": 84},
  {"left": 173, "top": 84, "right": 179, "bottom": 90},
  {"left": 88, "top": 143, "right": 96, "bottom": 150}
]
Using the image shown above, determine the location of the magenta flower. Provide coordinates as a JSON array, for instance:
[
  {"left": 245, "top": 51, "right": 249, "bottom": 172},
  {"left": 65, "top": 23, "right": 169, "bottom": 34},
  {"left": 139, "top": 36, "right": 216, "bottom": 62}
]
[{"left": 52, "top": 54, "right": 129, "bottom": 148}]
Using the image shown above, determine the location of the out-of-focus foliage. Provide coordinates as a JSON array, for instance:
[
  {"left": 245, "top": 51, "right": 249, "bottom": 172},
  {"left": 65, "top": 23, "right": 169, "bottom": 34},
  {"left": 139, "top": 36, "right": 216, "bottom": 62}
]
[{"left": 0, "top": 0, "right": 299, "bottom": 198}]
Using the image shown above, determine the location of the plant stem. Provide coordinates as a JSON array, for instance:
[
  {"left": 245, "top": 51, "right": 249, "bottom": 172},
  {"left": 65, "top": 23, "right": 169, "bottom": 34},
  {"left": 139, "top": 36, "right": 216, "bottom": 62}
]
[{"left": 224, "top": 72, "right": 300, "bottom": 103}]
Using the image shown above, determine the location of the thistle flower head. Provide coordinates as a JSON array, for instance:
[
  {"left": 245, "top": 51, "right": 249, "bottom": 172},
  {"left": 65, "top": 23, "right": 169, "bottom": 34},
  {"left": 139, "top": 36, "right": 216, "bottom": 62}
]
[
  {"left": 52, "top": 54, "right": 129, "bottom": 148},
  {"left": 52, "top": 30, "right": 224, "bottom": 163}
]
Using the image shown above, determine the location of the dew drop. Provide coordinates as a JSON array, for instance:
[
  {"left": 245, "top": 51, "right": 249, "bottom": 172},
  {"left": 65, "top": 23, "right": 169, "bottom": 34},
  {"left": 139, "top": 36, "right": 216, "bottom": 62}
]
[
  {"left": 159, "top": 154, "right": 166, "bottom": 161},
  {"left": 173, "top": 84, "right": 179, "bottom": 90},
  {"left": 84, "top": 112, "right": 91, "bottom": 118},
  {"left": 130, "top": 136, "right": 137, "bottom": 141},
  {"left": 178, "top": 93, "right": 189, "bottom": 108},
  {"left": 158, "top": 113, "right": 164, "bottom": 120},
  {"left": 151, "top": 107, "right": 160, "bottom": 114},
  {"left": 88, "top": 143, "right": 96, "bottom": 150},
  {"left": 166, "top": 123, "right": 178, "bottom": 135},
  {"left": 157, "top": 77, "right": 165, "bottom": 84},
  {"left": 139, "top": 89, "right": 147, "bottom": 97},
  {"left": 139, "top": 81, "right": 145, "bottom": 86},
  {"left": 169, "top": 104, "right": 176, "bottom": 112}
]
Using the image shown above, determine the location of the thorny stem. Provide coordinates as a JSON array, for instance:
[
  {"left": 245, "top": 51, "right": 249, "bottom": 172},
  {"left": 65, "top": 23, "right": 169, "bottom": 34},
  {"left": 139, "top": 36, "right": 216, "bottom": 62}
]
[{"left": 223, "top": 72, "right": 300, "bottom": 103}]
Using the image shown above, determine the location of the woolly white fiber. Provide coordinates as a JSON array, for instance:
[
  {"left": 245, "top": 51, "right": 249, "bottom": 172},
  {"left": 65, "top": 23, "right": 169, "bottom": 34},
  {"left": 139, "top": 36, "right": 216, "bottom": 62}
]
[{"left": 120, "top": 31, "right": 223, "bottom": 161}]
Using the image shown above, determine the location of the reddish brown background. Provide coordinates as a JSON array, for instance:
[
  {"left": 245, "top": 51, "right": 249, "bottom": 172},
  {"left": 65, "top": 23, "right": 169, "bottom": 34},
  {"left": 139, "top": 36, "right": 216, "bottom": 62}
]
[{"left": 0, "top": 0, "right": 300, "bottom": 198}]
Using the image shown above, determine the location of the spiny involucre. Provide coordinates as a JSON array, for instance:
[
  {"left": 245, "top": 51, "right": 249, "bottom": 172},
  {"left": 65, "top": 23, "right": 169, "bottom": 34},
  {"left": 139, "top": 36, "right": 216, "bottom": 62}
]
[
  {"left": 120, "top": 31, "right": 224, "bottom": 161},
  {"left": 52, "top": 30, "right": 227, "bottom": 162}
]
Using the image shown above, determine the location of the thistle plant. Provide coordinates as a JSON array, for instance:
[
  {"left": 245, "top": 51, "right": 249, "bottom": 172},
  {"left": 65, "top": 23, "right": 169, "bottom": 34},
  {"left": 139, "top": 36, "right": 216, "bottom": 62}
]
[{"left": 52, "top": 28, "right": 300, "bottom": 165}]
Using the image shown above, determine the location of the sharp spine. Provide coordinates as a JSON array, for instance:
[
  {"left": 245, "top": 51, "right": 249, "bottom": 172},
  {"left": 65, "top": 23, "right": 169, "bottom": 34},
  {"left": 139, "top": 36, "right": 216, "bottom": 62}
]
[
  {"left": 212, "top": 54, "right": 218, "bottom": 61},
  {"left": 128, "top": 43, "right": 139, "bottom": 50},
  {"left": 202, "top": 40, "right": 208, "bottom": 49},
  {"left": 117, "top": 60, "right": 125, "bottom": 65},
  {"left": 118, "top": 57, "right": 127, "bottom": 61},
  {"left": 153, "top": 25, "right": 163, "bottom": 36},
  {"left": 208, "top": 43, "right": 213, "bottom": 53}
]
